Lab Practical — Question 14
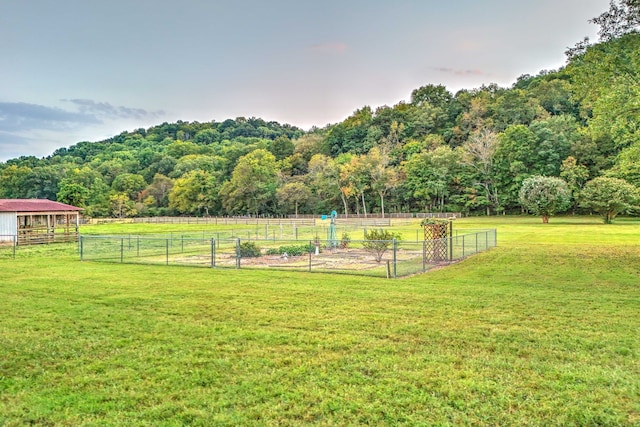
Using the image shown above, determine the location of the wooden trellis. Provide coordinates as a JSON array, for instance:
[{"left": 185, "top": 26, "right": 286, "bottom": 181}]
[{"left": 423, "top": 220, "right": 449, "bottom": 262}]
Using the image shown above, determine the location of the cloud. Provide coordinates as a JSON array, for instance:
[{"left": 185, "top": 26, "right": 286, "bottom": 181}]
[
  {"left": 0, "top": 100, "right": 167, "bottom": 161},
  {"left": 431, "top": 67, "right": 486, "bottom": 76},
  {"left": 0, "top": 101, "right": 101, "bottom": 132},
  {"left": 63, "top": 99, "right": 165, "bottom": 120},
  {"left": 309, "top": 42, "right": 348, "bottom": 54}
]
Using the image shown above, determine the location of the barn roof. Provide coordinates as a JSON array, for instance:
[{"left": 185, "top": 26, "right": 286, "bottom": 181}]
[{"left": 0, "top": 199, "right": 82, "bottom": 213}]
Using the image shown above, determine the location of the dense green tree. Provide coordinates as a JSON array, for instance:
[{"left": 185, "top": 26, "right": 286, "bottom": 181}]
[
  {"left": 366, "top": 147, "right": 398, "bottom": 217},
  {"left": 325, "top": 106, "right": 373, "bottom": 155},
  {"left": 519, "top": 176, "right": 572, "bottom": 223},
  {"left": 277, "top": 181, "right": 312, "bottom": 217},
  {"left": 219, "top": 149, "right": 280, "bottom": 215},
  {"left": 171, "top": 154, "right": 227, "bottom": 178},
  {"left": 0, "top": 165, "right": 31, "bottom": 198},
  {"left": 607, "top": 142, "right": 640, "bottom": 186},
  {"left": 111, "top": 173, "right": 147, "bottom": 201},
  {"left": 491, "top": 89, "right": 549, "bottom": 131},
  {"left": 494, "top": 125, "right": 539, "bottom": 209},
  {"left": 410, "top": 84, "right": 453, "bottom": 109},
  {"left": 269, "top": 136, "right": 295, "bottom": 161},
  {"left": 193, "top": 128, "right": 220, "bottom": 145},
  {"left": 109, "top": 193, "right": 137, "bottom": 218},
  {"left": 22, "top": 166, "right": 63, "bottom": 200},
  {"left": 560, "top": 156, "right": 590, "bottom": 211},
  {"left": 293, "top": 133, "right": 329, "bottom": 162},
  {"left": 402, "top": 145, "right": 461, "bottom": 212},
  {"left": 57, "top": 181, "right": 91, "bottom": 208},
  {"left": 579, "top": 177, "right": 639, "bottom": 223},
  {"left": 144, "top": 174, "right": 174, "bottom": 208},
  {"left": 307, "top": 154, "right": 343, "bottom": 214},
  {"left": 168, "top": 170, "right": 219, "bottom": 215}
]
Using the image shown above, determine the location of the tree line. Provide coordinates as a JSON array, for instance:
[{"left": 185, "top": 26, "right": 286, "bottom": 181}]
[{"left": 1, "top": 1, "right": 639, "bottom": 222}]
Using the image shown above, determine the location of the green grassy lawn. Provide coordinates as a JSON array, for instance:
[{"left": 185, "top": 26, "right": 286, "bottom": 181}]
[{"left": 1, "top": 216, "right": 639, "bottom": 425}]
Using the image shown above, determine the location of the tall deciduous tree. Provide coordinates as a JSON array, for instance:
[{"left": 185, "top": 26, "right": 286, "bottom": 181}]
[
  {"left": 219, "top": 149, "right": 280, "bottom": 215},
  {"left": 145, "top": 174, "right": 174, "bottom": 207},
  {"left": 111, "top": 173, "right": 147, "bottom": 201},
  {"left": 109, "top": 193, "right": 137, "bottom": 218},
  {"left": 367, "top": 147, "right": 397, "bottom": 217},
  {"left": 560, "top": 156, "right": 590, "bottom": 211},
  {"left": 460, "top": 129, "right": 500, "bottom": 215},
  {"left": 168, "top": 170, "right": 219, "bottom": 215},
  {"left": 277, "top": 181, "right": 311, "bottom": 217},
  {"left": 591, "top": 0, "right": 640, "bottom": 42}
]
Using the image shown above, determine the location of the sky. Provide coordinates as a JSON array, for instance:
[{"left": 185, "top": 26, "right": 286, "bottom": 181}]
[{"left": 0, "top": 0, "right": 610, "bottom": 162}]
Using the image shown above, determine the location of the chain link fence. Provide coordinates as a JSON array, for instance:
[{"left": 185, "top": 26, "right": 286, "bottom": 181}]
[
  {"left": 79, "top": 229, "right": 496, "bottom": 278},
  {"left": 0, "top": 235, "right": 17, "bottom": 258}
]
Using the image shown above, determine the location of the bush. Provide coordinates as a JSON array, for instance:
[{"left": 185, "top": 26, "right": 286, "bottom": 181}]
[
  {"left": 363, "top": 229, "right": 402, "bottom": 263},
  {"left": 265, "top": 244, "right": 316, "bottom": 256},
  {"left": 519, "top": 175, "right": 571, "bottom": 223},
  {"left": 579, "top": 177, "right": 639, "bottom": 223},
  {"left": 340, "top": 232, "right": 351, "bottom": 249},
  {"left": 239, "top": 241, "right": 261, "bottom": 257}
]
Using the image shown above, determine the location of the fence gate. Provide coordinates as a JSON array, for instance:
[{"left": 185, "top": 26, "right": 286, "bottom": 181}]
[{"left": 423, "top": 221, "right": 449, "bottom": 262}]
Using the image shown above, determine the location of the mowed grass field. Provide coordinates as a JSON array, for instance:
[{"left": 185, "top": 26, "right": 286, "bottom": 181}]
[{"left": 1, "top": 216, "right": 638, "bottom": 426}]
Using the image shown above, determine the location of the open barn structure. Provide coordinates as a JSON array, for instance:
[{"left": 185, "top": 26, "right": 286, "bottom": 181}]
[{"left": 0, "top": 199, "right": 82, "bottom": 245}]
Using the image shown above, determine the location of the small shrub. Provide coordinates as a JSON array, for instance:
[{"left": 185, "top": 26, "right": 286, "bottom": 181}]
[
  {"left": 265, "top": 244, "right": 316, "bottom": 256},
  {"left": 340, "top": 232, "right": 351, "bottom": 249},
  {"left": 239, "top": 241, "right": 261, "bottom": 257},
  {"left": 363, "top": 229, "right": 401, "bottom": 263}
]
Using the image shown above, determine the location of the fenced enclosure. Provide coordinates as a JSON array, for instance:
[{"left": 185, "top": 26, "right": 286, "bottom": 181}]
[
  {"left": 79, "top": 229, "right": 496, "bottom": 278},
  {"left": 81, "top": 212, "right": 462, "bottom": 227}
]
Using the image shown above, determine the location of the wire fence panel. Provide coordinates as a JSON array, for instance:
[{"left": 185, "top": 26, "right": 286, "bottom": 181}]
[
  {"left": 79, "top": 229, "right": 496, "bottom": 278},
  {"left": 0, "top": 235, "right": 17, "bottom": 259}
]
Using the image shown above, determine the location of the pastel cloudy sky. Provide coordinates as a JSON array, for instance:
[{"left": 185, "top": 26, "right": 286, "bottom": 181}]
[{"left": 0, "top": 0, "right": 609, "bottom": 161}]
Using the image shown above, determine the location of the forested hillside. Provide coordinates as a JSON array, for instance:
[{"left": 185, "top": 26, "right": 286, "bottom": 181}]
[{"left": 2, "top": 2, "right": 639, "bottom": 218}]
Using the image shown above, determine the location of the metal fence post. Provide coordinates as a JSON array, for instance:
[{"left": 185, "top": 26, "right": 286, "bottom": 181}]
[
  {"left": 475, "top": 232, "right": 478, "bottom": 254},
  {"left": 211, "top": 238, "right": 216, "bottom": 268},
  {"left": 166, "top": 238, "right": 169, "bottom": 266},
  {"left": 422, "top": 240, "right": 426, "bottom": 272},
  {"left": 80, "top": 236, "right": 83, "bottom": 261},
  {"left": 392, "top": 239, "right": 397, "bottom": 278},
  {"left": 236, "top": 238, "right": 241, "bottom": 269},
  {"left": 462, "top": 234, "right": 465, "bottom": 257},
  {"left": 121, "top": 237, "right": 124, "bottom": 263},
  {"left": 450, "top": 219, "right": 455, "bottom": 261}
]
